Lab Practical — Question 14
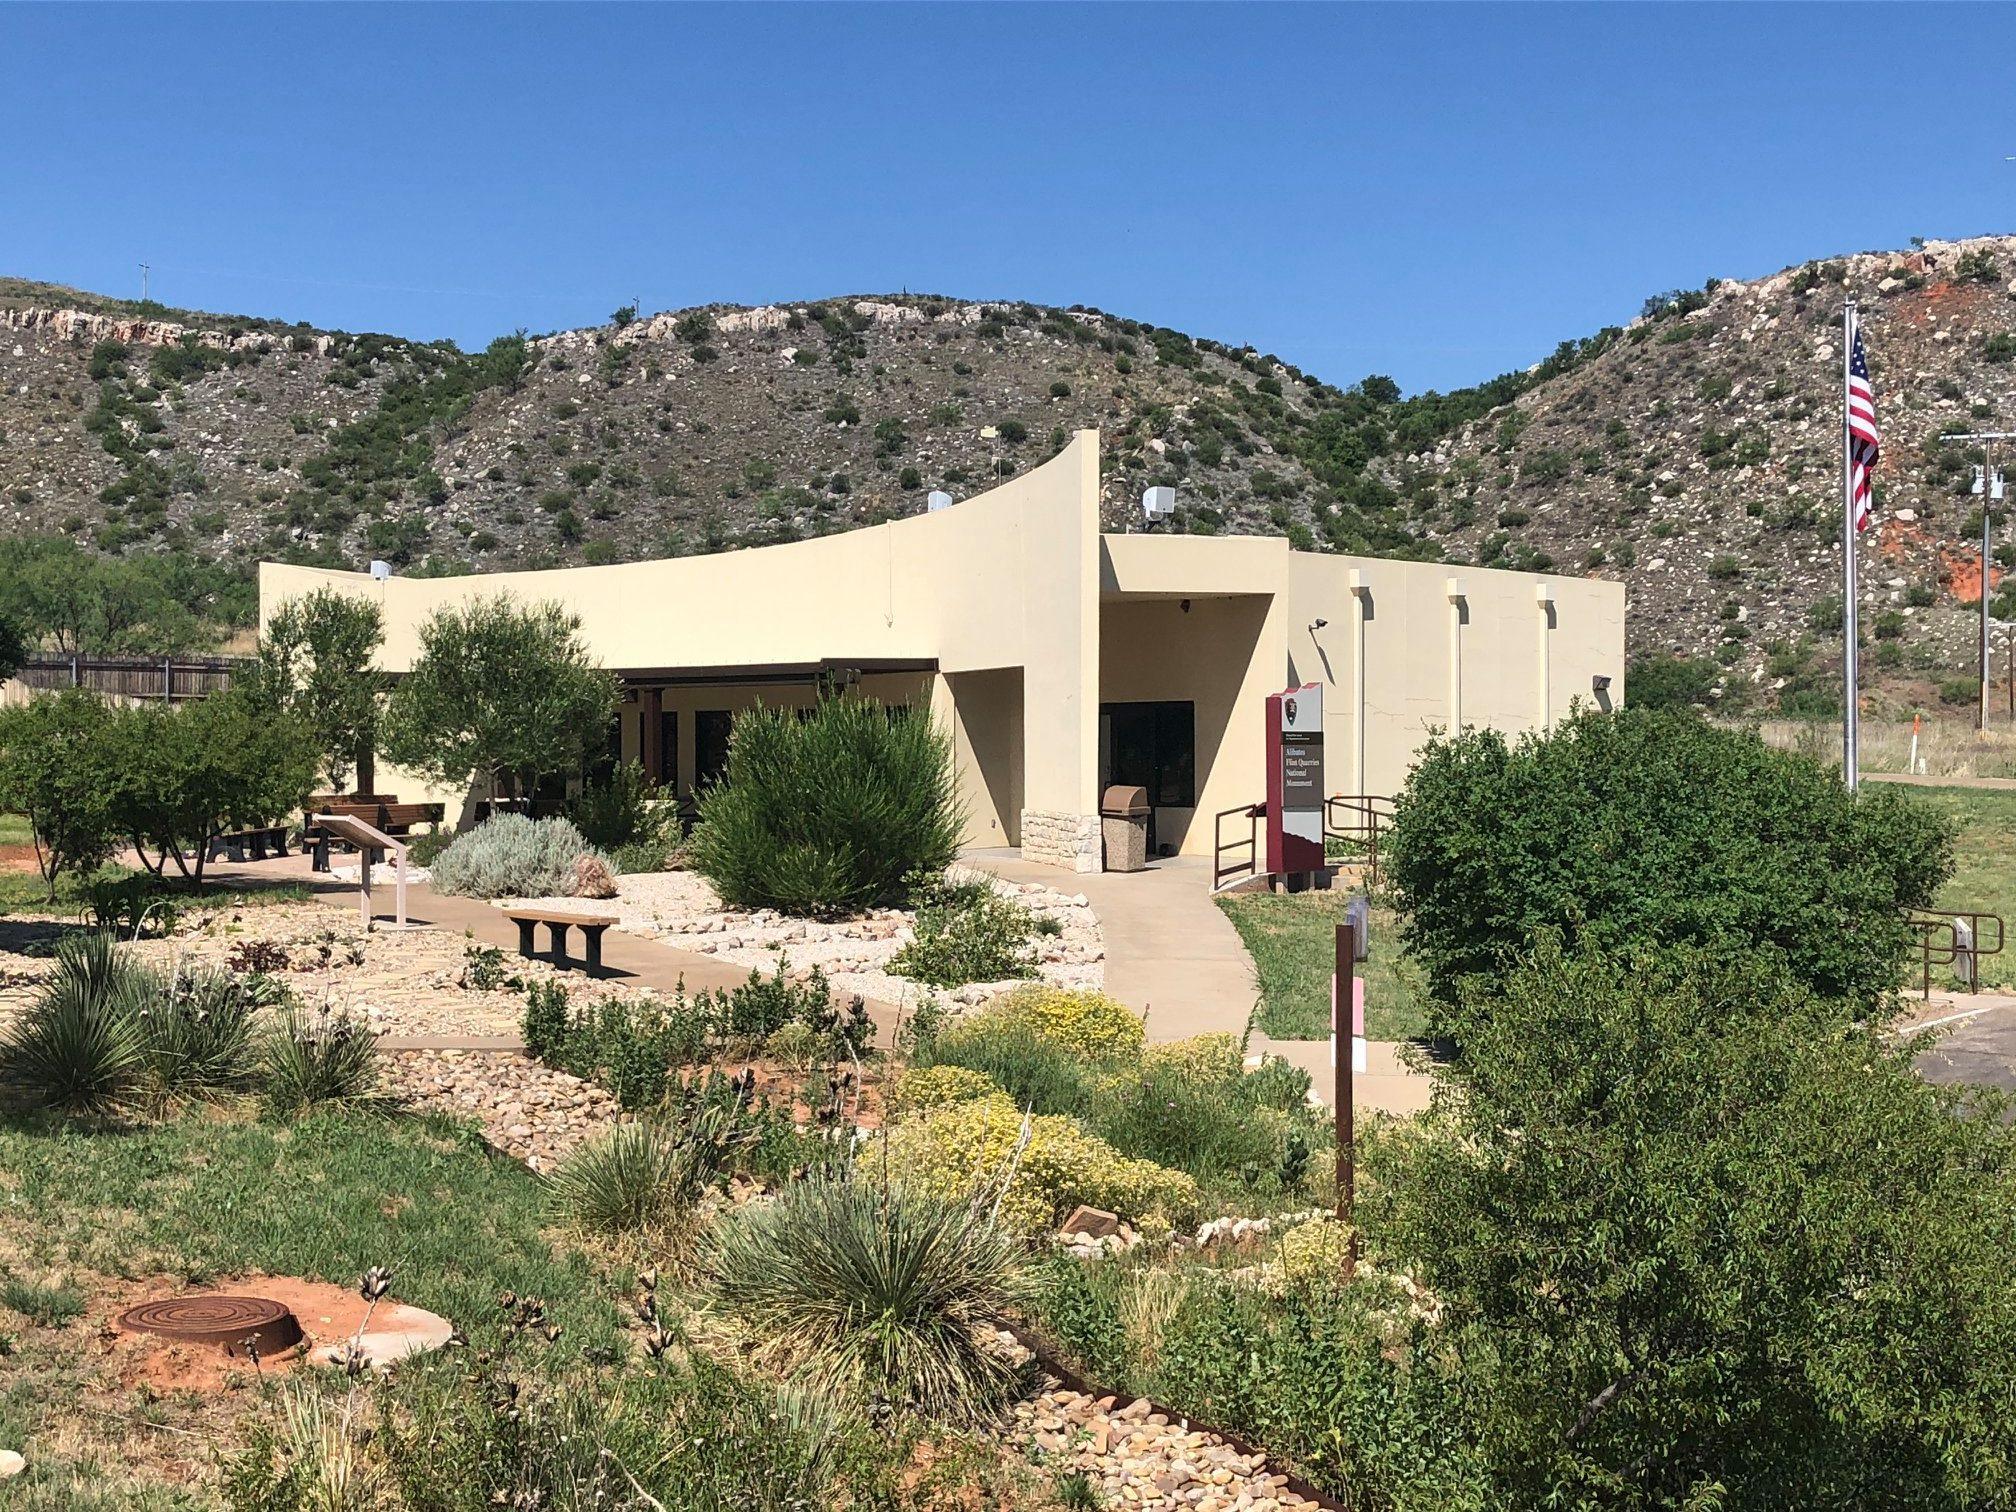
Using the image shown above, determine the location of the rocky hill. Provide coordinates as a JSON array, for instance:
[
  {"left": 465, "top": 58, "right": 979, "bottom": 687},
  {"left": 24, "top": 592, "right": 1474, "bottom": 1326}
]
[
  {"left": 1402, "top": 236, "right": 2016, "bottom": 712},
  {"left": 6, "top": 243, "right": 2016, "bottom": 708}
]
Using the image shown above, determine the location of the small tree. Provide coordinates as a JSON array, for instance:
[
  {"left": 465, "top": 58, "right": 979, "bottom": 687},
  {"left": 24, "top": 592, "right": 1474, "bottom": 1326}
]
[
  {"left": 0, "top": 690, "right": 123, "bottom": 897},
  {"left": 245, "top": 588, "right": 387, "bottom": 792},
  {"left": 382, "top": 596, "right": 618, "bottom": 803},
  {"left": 109, "top": 690, "right": 320, "bottom": 888},
  {"left": 1377, "top": 937, "right": 2016, "bottom": 1506},
  {"left": 687, "top": 695, "right": 962, "bottom": 916}
]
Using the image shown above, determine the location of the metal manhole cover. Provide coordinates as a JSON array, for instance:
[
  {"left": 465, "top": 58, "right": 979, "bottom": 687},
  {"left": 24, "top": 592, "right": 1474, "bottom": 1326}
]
[{"left": 116, "top": 1295, "right": 305, "bottom": 1357}]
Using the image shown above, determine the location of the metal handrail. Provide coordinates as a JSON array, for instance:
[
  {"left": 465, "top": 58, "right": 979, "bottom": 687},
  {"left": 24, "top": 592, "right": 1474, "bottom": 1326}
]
[
  {"left": 1324, "top": 794, "right": 1397, "bottom": 889},
  {"left": 1212, "top": 803, "right": 1264, "bottom": 891},
  {"left": 1905, "top": 907, "right": 2006, "bottom": 999}
]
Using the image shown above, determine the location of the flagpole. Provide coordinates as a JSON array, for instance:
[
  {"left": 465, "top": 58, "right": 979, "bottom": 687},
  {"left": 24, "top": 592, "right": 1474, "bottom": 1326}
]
[{"left": 1843, "top": 300, "right": 1860, "bottom": 791}]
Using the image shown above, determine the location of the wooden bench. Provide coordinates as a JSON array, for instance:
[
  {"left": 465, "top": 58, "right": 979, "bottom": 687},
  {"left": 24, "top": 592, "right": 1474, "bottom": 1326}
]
[
  {"left": 207, "top": 825, "right": 292, "bottom": 863},
  {"left": 310, "top": 801, "right": 445, "bottom": 871},
  {"left": 502, "top": 908, "right": 616, "bottom": 975}
]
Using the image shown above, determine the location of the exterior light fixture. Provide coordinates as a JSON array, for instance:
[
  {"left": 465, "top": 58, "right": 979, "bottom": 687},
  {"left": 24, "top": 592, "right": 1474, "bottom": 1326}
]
[
  {"left": 1309, "top": 618, "right": 1328, "bottom": 631},
  {"left": 1592, "top": 674, "right": 1612, "bottom": 693}
]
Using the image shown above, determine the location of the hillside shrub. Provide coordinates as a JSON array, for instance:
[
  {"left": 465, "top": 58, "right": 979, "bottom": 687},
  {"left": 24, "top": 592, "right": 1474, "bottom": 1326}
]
[
  {"left": 889, "top": 1092, "right": 1200, "bottom": 1236},
  {"left": 1386, "top": 707, "right": 1952, "bottom": 1025},
  {"left": 1623, "top": 654, "right": 1715, "bottom": 711},
  {"left": 429, "top": 814, "right": 606, "bottom": 899},
  {"left": 687, "top": 695, "right": 961, "bottom": 917}
]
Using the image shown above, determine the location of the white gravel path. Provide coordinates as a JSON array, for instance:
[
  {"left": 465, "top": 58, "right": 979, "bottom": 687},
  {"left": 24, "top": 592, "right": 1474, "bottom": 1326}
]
[{"left": 498, "top": 864, "right": 1104, "bottom": 1012}]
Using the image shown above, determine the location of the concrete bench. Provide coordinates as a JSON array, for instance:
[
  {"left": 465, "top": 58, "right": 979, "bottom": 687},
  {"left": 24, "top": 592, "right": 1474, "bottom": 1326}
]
[
  {"left": 207, "top": 825, "right": 292, "bottom": 863},
  {"left": 502, "top": 907, "right": 616, "bottom": 975}
]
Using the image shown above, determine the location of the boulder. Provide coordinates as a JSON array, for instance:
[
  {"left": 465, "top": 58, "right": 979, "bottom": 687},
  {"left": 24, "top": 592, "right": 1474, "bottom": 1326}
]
[{"left": 571, "top": 854, "right": 618, "bottom": 900}]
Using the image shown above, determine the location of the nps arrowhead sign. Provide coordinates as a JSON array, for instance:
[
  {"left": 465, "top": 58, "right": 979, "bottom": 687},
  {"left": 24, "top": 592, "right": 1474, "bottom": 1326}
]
[{"left": 1265, "top": 682, "right": 1324, "bottom": 877}]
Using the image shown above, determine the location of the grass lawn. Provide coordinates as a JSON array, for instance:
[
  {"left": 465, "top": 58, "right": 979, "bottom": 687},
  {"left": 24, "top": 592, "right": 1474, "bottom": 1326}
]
[
  {"left": 1897, "top": 785, "right": 2016, "bottom": 992},
  {"left": 0, "top": 812, "right": 30, "bottom": 847},
  {"left": 1215, "top": 890, "right": 1430, "bottom": 1042},
  {"left": 0, "top": 1106, "right": 623, "bottom": 1509}
]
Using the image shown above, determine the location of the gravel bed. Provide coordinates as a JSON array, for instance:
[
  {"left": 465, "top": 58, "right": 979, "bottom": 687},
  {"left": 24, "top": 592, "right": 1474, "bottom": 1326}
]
[
  {"left": 1013, "top": 1387, "right": 1325, "bottom": 1511},
  {"left": 381, "top": 1048, "right": 624, "bottom": 1171},
  {"left": 499, "top": 865, "right": 1104, "bottom": 1013}
]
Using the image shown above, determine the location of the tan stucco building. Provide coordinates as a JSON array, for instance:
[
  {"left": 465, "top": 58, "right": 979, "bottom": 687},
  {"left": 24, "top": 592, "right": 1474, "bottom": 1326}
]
[{"left": 260, "top": 431, "right": 1625, "bottom": 873}]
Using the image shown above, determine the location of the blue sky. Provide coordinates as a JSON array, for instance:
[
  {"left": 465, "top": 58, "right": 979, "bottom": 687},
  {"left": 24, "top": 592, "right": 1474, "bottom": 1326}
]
[{"left": 5, "top": 3, "right": 2013, "bottom": 395}]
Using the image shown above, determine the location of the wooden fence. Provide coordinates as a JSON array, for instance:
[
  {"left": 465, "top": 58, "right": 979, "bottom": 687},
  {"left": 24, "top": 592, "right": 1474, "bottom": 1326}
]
[{"left": 2, "top": 654, "right": 250, "bottom": 707}]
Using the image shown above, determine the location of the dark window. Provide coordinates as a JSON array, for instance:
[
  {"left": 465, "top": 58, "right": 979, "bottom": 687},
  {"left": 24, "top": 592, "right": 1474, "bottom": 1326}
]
[
  {"left": 658, "top": 709, "right": 678, "bottom": 790},
  {"left": 695, "top": 709, "right": 734, "bottom": 791},
  {"left": 1100, "top": 701, "right": 1195, "bottom": 807}
]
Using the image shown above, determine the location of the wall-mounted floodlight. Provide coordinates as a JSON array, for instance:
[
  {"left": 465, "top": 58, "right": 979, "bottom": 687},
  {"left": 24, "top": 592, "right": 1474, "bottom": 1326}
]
[
  {"left": 369, "top": 560, "right": 392, "bottom": 581},
  {"left": 927, "top": 490, "right": 954, "bottom": 512},
  {"left": 1308, "top": 617, "right": 1328, "bottom": 632},
  {"left": 1142, "top": 486, "right": 1176, "bottom": 521},
  {"left": 1592, "top": 674, "right": 1612, "bottom": 693}
]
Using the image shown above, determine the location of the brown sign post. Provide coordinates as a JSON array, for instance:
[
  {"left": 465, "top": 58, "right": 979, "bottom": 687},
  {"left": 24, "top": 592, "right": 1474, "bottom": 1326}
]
[{"left": 1334, "top": 918, "right": 1358, "bottom": 1274}]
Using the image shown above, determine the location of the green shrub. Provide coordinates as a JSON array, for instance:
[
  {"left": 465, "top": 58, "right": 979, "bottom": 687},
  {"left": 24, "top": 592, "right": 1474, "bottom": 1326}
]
[
  {"left": 260, "top": 1005, "right": 386, "bottom": 1119},
  {"left": 568, "top": 761, "right": 675, "bottom": 853},
  {"left": 545, "top": 1105, "right": 749, "bottom": 1233},
  {"left": 140, "top": 967, "right": 259, "bottom": 1099},
  {"left": 406, "top": 825, "right": 455, "bottom": 867},
  {"left": 887, "top": 1063, "right": 999, "bottom": 1114},
  {"left": 910, "top": 1012, "right": 1097, "bottom": 1117},
  {"left": 889, "top": 1092, "right": 1200, "bottom": 1236},
  {"left": 705, "top": 1174, "right": 1027, "bottom": 1417},
  {"left": 1386, "top": 707, "right": 1952, "bottom": 1024},
  {"left": 889, "top": 872, "right": 1038, "bottom": 987},
  {"left": 429, "top": 813, "right": 605, "bottom": 898},
  {"left": 0, "top": 690, "right": 124, "bottom": 897},
  {"left": 0, "top": 931, "right": 146, "bottom": 1112},
  {"left": 1377, "top": 936, "right": 2016, "bottom": 1506},
  {"left": 1623, "top": 654, "right": 1714, "bottom": 711},
  {"left": 523, "top": 964, "right": 859, "bottom": 1108},
  {"left": 687, "top": 695, "right": 961, "bottom": 917}
]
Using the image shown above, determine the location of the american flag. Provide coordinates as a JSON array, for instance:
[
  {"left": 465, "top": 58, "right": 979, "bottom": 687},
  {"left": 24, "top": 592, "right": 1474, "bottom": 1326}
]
[{"left": 1848, "top": 320, "right": 1880, "bottom": 531}]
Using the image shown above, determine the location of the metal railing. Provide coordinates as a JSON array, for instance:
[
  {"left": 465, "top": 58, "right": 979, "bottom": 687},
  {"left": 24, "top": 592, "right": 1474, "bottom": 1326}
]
[
  {"left": 1324, "top": 794, "right": 1396, "bottom": 889},
  {"left": 1212, "top": 803, "right": 1264, "bottom": 891},
  {"left": 1905, "top": 908, "right": 2006, "bottom": 999}
]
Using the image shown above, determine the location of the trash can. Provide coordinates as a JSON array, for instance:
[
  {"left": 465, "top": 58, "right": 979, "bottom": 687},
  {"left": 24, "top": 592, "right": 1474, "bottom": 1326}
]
[{"left": 1100, "top": 785, "right": 1150, "bottom": 872}]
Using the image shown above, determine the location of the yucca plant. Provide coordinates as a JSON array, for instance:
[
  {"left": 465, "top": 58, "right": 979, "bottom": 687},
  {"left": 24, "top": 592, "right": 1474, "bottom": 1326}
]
[
  {"left": 138, "top": 967, "right": 258, "bottom": 1101},
  {"left": 546, "top": 1103, "right": 752, "bottom": 1234},
  {"left": 261, "top": 1004, "right": 387, "bottom": 1119},
  {"left": 687, "top": 694, "right": 963, "bottom": 917},
  {"left": 0, "top": 931, "right": 149, "bottom": 1113},
  {"left": 704, "top": 1174, "right": 1027, "bottom": 1418}
]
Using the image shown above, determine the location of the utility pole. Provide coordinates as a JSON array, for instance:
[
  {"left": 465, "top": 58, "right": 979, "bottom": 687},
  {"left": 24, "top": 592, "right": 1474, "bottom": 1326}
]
[
  {"left": 139, "top": 263, "right": 150, "bottom": 302},
  {"left": 1940, "top": 430, "right": 2011, "bottom": 733}
]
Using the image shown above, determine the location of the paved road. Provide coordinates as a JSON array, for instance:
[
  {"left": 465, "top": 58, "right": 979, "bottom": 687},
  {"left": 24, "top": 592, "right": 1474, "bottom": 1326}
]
[{"left": 1909, "top": 998, "right": 2016, "bottom": 1095}]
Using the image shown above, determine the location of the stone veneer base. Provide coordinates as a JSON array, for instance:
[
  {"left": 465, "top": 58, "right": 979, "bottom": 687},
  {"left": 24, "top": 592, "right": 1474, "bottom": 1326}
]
[{"left": 1020, "top": 809, "right": 1101, "bottom": 873}]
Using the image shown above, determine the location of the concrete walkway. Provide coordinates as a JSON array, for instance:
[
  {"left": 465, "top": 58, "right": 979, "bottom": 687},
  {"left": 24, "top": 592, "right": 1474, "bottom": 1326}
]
[{"left": 963, "top": 849, "right": 1431, "bottom": 1116}]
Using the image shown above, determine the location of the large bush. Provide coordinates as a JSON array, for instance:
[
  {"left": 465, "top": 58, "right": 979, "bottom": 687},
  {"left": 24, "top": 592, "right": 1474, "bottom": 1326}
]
[
  {"left": 428, "top": 813, "right": 605, "bottom": 898},
  {"left": 1370, "top": 936, "right": 2016, "bottom": 1508},
  {"left": 1386, "top": 707, "right": 1952, "bottom": 1022},
  {"left": 686, "top": 695, "right": 961, "bottom": 916}
]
